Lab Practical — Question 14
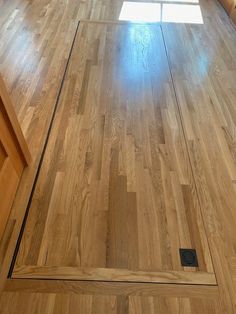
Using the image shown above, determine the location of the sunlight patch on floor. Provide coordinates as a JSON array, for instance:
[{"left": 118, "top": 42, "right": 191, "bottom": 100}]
[
  {"left": 119, "top": 2, "right": 161, "bottom": 22},
  {"left": 119, "top": 1, "right": 204, "bottom": 24},
  {"left": 162, "top": 3, "right": 203, "bottom": 23}
]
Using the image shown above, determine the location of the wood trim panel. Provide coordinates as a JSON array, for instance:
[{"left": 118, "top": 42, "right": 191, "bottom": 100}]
[
  {"left": 0, "top": 76, "right": 31, "bottom": 165},
  {"left": 0, "top": 159, "right": 19, "bottom": 241},
  {"left": 0, "top": 111, "right": 24, "bottom": 175},
  {"left": 12, "top": 266, "right": 217, "bottom": 285},
  {"left": 4, "top": 278, "right": 219, "bottom": 297},
  {"left": 0, "top": 76, "right": 31, "bottom": 243},
  {"left": 0, "top": 142, "right": 7, "bottom": 170},
  {"left": 230, "top": 2, "right": 236, "bottom": 25}
]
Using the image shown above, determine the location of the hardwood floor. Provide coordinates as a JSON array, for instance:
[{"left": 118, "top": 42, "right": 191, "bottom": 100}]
[
  {"left": 12, "top": 22, "right": 214, "bottom": 285},
  {"left": 0, "top": 278, "right": 224, "bottom": 313},
  {"left": 162, "top": 20, "right": 236, "bottom": 310},
  {"left": 0, "top": 0, "right": 82, "bottom": 291},
  {"left": 0, "top": 290, "right": 221, "bottom": 314},
  {"left": 0, "top": 0, "right": 236, "bottom": 312}
]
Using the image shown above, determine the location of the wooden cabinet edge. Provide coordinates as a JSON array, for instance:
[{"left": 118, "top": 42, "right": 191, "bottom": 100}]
[
  {"left": 230, "top": 2, "right": 236, "bottom": 26},
  {"left": 0, "top": 76, "right": 31, "bottom": 165}
]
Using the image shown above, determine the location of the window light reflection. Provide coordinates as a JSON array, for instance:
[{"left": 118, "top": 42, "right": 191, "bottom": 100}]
[
  {"left": 162, "top": 3, "right": 203, "bottom": 23},
  {"left": 119, "top": 2, "right": 161, "bottom": 22},
  {"left": 119, "top": 1, "right": 204, "bottom": 24}
]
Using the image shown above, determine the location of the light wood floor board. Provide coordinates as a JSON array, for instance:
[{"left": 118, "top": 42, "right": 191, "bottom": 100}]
[
  {"left": 0, "top": 290, "right": 221, "bottom": 314},
  {"left": 5, "top": 279, "right": 219, "bottom": 297},
  {"left": 12, "top": 266, "right": 216, "bottom": 285},
  {"left": 12, "top": 22, "right": 214, "bottom": 285}
]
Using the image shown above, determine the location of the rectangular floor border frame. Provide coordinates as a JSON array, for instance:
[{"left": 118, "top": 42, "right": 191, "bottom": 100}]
[{"left": 9, "top": 21, "right": 217, "bottom": 287}]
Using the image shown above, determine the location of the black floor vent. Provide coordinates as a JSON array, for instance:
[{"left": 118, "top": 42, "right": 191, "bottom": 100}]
[{"left": 179, "top": 248, "right": 198, "bottom": 267}]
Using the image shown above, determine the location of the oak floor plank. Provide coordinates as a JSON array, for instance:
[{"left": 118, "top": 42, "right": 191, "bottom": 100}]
[
  {"left": 0, "top": 289, "right": 222, "bottom": 314},
  {"left": 4, "top": 279, "right": 219, "bottom": 298},
  {"left": 12, "top": 266, "right": 216, "bottom": 285}
]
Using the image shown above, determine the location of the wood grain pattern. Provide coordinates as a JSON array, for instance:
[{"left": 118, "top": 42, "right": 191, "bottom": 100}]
[
  {"left": 162, "top": 20, "right": 236, "bottom": 311},
  {"left": 0, "top": 0, "right": 236, "bottom": 312},
  {"left": 0, "top": 76, "right": 31, "bottom": 165},
  {"left": 0, "top": 158, "right": 19, "bottom": 241},
  {"left": 0, "top": 0, "right": 83, "bottom": 291},
  {"left": 12, "top": 266, "right": 216, "bottom": 285},
  {"left": 0, "top": 291, "right": 221, "bottom": 314},
  {"left": 5, "top": 279, "right": 219, "bottom": 297},
  {"left": 0, "top": 76, "right": 30, "bottom": 241},
  {"left": 13, "top": 22, "right": 214, "bottom": 284}
]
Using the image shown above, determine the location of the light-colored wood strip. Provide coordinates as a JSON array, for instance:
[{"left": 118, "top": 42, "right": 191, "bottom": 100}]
[
  {"left": 12, "top": 266, "right": 217, "bottom": 285},
  {"left": 0, "top": 290, "right": 222, "bottom": 314}
]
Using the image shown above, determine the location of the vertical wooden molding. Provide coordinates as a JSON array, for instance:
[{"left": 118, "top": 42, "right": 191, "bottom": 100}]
[
  {"left": 0, "top": 76, "right": 31, "bottom": 164},
  {"left": 230, "top": 1, "right": 236, "bottom": 25}
]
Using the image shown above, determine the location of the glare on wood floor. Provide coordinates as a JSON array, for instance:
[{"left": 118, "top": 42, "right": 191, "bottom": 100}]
[
  {"left": 119, "top": 2, "right": 161, "bottom": 22},
  {"left": 119, "top": 1, "right": 204, "bottom": 24}
]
